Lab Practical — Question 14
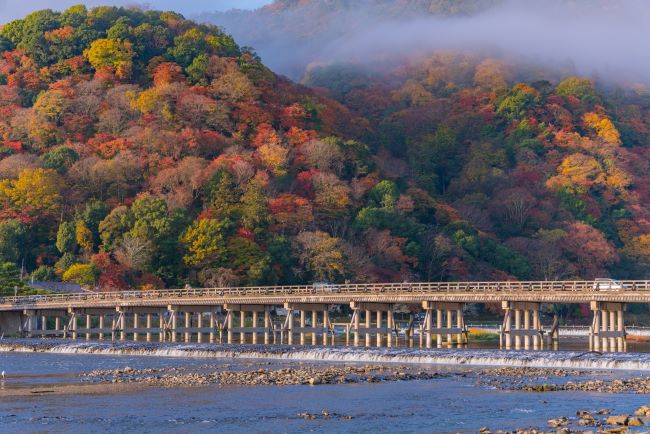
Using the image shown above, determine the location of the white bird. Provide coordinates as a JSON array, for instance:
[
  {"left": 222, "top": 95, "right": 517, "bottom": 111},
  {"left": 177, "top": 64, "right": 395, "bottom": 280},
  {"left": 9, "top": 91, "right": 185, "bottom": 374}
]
[{"left": 1, "top": 371, "right": 5, "bottom": 379}]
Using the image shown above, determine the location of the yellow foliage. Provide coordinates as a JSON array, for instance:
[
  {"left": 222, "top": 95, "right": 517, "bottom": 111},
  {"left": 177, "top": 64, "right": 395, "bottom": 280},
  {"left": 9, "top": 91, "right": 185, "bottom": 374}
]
[
  {"left": 623, "top": 234, "right": 650, "bottom": 263},
  {"left": 75, "top": 221, "right": 94, "bottom": 251},
  {"left": 257, "top": 143, "right": 289, "bottom": 175},
  {"left": 545, "top": 153, "right": 604, "bottom": 193},
  {"left": 0, "top": 168, "right": 63, "bottom": 215},
  {"left": 583, "top": 112, "right": 621, "bottom": 144},
  {"left": 84, "top": 38, "right": 134, "bottom": 79}
]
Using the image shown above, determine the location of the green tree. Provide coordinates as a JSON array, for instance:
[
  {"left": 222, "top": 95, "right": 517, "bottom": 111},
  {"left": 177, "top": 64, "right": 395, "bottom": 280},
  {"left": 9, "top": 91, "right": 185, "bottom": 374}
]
[
  {"left": 0, "top": 220, "right": 26, "bottom": 263},
  {"left": 99, "top": 206, "right": 134, "bottom": 250},
  {"left": 30, "top": 265, "right": 56, "bottom": 282},
  {"left": 41, "top": 147, "right": 79, "bottom": 174},
  {"left": 0, "top": 262, "right": 27, "bottom": 295},
  {"left": 56, "top": 221, "right": 76, "bottom": 254},
  {"left": 408, "top": 125, "right": 461, "bottom": 194}
]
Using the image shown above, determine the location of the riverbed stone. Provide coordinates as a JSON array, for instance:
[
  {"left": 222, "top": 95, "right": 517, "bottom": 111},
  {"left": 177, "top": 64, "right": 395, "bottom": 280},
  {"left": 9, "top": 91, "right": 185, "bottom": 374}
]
[
  {"left": 578, "top": 414, "right": 599, "bottom": 427},
  {"left": 547, "top": 417, "right": 568, "bottom": 428},
  {"left": 635, "top": 406, "right": 650, "bottom": 416},
  {"left": 627, "top": 417, "right": 644, "bottom": 426},
  {"left": 606, "top": 415, "right": 629, "bottom": 426}
]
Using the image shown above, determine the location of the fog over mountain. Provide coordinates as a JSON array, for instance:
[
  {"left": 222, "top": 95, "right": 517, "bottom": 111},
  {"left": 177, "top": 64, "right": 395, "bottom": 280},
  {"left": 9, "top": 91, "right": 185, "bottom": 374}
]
[
  {"left": 204, "top": 0, "right": 650, "bottom": 84},
  {"left": 0, "top": 0, "right": 270, "bottom": 24}
]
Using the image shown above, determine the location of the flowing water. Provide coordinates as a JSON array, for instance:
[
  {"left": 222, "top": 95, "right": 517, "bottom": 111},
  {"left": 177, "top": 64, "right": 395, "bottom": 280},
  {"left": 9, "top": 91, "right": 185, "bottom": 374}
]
[{"left": 1, "top": 339, "right": 649, "bottom": 433}]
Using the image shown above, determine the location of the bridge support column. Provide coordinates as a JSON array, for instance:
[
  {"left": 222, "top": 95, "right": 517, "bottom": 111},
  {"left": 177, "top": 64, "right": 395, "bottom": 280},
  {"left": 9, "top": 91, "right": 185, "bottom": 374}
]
[
  {"left": 422, "top": 302, "right": 466, "bottom": 348},
  {"left": 133, "top": 313, "right": 139, "bottom": 342},
  {"left": 240, "top": 311, "right": 246, "bottom": 344},
  {"left": 284, "top": 303, "right": 330, "bottom": 346},
  {"left": 264, "top": 307, "right": 271, "bottom": 344},
  {"left": 590, "top": 302, "right": 625, "bottom": 352},
  {"left": 386, "top": 309, "right": 394, "bottom": 347},
  {"left": 71, "top": 311, "right": 78, "bottom": 339},
  {"left": 300, "top": 310, "right": 306, "bottom": 345},
  {"left": 353, "top": 307, "right": 360, "bottom": 346},
  {"left": 85, "top": 314, "right": 91, "bottom": 340},
  {"left": 223, "top": 304, "right": 269, "bottom": 345},
  {"left": 365, "top": 309, "right": 371, "bottom": 347},
  {"left": 197, "top": 313, "right": 203, "bottom": 343},
  {"left": 350, "top": 302, "right": 393, "bottom": 347},
  {"left": 210, "top": 313, "right": 216, "bottom": 343},
  {"left": 98, "top": 315, "right": 105, "bottom": 340},
  {"left": 324, "top": 309, "right": 331, "bottom": 345},
  {"left": 159, "top": 312, "right": 166, "bottom": 342},
  {"left": 21, "top": 310, "right": 36, "bottom": 338},
  {"left": 170, "top": 309, "right": 177, "bottom": 342},
  {"left": 146, "top": 314, "right": 152, "bottom": 342},
  {"left": 227, "top": 310, "right": 233, "bottom": 344},
  {"left": 501, "top": 302, "right": 542, "bottom": 350},
  {"left": 41, "top": 315, "right": 46, "bottom": 338}
]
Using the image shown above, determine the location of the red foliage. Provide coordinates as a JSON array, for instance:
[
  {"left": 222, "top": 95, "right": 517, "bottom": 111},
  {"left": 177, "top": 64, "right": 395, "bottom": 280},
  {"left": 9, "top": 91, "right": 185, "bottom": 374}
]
[
  {"left": 285, "top": 127, "right": 317, "bottom": 147},
  {"left": 280, "top": 103, "right": 310, "bottom": 129},
  {"left": 295, "top": 170, "right": 320, "bottom": 199},
  {"left": 152, "top": 62, "right": 184, "bottom": 86},
  {"left": 98, "top": 264, "right": 130, "bottom": 292},
  {"left": 251, "top": 123, "right": 282, "bottom": 148},
  {"left": 91, "top": 252, "right": 112, "bottom": 271},
  {"left": 236, "top": 227, "right": 255, "bottom": 240},
  {"left": 2, "top": 141, "right": 22, "bottom": 152}
]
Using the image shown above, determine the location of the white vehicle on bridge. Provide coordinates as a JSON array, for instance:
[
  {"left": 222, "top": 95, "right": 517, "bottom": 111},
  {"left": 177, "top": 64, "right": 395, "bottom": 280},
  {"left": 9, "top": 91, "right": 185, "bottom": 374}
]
[
  {"left": 593, "top": 278, "right": 626, "bottom": 291},
  {"left": 312, "top": 282, "right": 337, "bottom": 292}
]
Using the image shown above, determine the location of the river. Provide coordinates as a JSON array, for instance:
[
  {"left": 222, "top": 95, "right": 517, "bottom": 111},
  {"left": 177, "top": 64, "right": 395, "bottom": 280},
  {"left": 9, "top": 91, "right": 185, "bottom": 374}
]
[{"left": 1, "top": 339, "right": 649, "bottom": 433}]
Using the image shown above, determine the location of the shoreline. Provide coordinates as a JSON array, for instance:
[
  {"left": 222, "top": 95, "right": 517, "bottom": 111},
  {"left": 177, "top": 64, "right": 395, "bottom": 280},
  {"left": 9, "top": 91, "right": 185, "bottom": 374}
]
[{"left": 2, "top": 339, "right": 650, "bottom": 371}]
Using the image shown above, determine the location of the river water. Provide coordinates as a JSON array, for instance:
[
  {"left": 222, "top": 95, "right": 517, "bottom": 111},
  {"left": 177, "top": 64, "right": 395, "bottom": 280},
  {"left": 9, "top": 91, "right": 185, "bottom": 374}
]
[{"left": 1, "top": 339, "right": 650, "bottom": 433}]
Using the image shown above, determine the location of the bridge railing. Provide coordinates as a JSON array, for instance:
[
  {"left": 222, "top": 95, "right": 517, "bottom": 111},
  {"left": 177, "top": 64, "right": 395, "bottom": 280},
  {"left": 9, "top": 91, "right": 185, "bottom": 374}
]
[{"left": 2, "top": 280, "right": 650, "bottom": 307}]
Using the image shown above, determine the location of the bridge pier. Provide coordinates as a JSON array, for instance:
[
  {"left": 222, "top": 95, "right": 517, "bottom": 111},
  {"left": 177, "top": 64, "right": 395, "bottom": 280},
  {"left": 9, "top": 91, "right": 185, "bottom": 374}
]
[
  {"left": 350, "top": 302, "right": 394, "bottom": 347},
  {"left": 167, "top": 305, "right": 221, "bottom": 343},
  {"left": 421, "top": 302, "right": 466, "bottom": 348},
  {"left": 500, "top": 302, "right": 543, "bottom": 350},
  {"left": 224, "top": 304, "right": 269, "bottom": 344},
  {"left": 284, "top": 303, "right": 330, "bottom": 346},
  {"left": 589, "top": 302, "right": 625, "bottom": 352}
]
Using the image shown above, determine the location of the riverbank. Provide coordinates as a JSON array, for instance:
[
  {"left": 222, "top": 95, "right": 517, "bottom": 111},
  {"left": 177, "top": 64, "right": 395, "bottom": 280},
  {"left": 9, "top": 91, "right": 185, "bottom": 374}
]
[{"left": 3, "top": 339, "right": 650, "bottom": 370}]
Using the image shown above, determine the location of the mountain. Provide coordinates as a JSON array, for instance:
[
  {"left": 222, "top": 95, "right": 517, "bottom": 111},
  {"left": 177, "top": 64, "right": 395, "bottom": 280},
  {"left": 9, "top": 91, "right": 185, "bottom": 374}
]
[{"left": 0, "top": 4, "right": 648, "bottom": 295}]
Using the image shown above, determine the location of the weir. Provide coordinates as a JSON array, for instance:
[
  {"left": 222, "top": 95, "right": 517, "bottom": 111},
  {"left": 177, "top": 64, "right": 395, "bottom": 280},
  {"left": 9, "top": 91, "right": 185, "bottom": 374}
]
[{"left": 1, "top": 279, "right": 648, "bottom": 352}]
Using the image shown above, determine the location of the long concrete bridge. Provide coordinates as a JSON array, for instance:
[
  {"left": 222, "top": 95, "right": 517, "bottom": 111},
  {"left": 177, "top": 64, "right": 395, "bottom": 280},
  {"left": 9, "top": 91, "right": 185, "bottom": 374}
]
[{"left": 1, "top": 280, "right": 647, "bottom": 352}]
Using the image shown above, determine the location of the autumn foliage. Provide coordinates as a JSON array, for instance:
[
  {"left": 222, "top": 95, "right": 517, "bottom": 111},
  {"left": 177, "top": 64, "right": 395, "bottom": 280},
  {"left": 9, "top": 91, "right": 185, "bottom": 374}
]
[{"left": 0, "top": 5, "right": 647, "bottom": 293}]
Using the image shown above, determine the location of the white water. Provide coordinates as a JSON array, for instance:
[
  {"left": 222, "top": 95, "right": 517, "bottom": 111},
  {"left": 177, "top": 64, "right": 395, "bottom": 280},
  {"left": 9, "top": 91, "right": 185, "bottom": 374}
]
[
  {"left": 3, "top": 341, "right": 650, "bottom": 371},
  {"left": 469, "top": 326, "right": 650, "bottom": 337}
]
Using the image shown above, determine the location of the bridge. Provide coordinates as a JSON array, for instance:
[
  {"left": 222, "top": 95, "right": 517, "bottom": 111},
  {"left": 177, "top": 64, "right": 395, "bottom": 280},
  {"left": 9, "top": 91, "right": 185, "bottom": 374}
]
[{"left": 1, "top": 280, "right": 647, "bottom": 352}]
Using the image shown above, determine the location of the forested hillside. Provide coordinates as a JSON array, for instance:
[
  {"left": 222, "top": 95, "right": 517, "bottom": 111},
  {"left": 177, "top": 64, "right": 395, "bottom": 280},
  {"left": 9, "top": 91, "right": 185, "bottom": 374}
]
[{"left": 0, "top": 5, "right": 649, "bottom": 294}]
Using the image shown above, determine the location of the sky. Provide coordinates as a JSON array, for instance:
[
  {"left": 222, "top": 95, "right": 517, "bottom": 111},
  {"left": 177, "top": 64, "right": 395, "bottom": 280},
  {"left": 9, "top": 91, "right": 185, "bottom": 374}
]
[{"left": 0, "top": 0, "right": 271, "bottom": 23}]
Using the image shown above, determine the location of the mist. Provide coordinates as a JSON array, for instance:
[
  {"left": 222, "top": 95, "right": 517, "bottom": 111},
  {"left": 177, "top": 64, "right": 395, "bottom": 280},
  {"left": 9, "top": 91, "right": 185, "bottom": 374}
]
[
  {"left": 0, "top": 0, "right": 271, "bottom": 24},
  {"left": 205, "top": 0, "right": 650, "bottom": 84}
]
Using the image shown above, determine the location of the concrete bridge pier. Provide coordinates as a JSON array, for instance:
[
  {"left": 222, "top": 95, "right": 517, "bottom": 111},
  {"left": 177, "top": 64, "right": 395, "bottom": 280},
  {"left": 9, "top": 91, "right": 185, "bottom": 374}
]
[
  {"left": 589, "top": 302, "right": 626, "bottom": 352},
  {"left": 117, "top": 307, "right": 166, "bottom": 342},
  {"left": 421, "top": 302, "right": 466, "bottom": 348},
  {"left": 350, "top": 302, "right": 393, "bottom": 347},
  {"left": 167, "top": 305, "right": 221, "bottom": 343},
  {"left": 501, "top": 302, "right": 543, "bottom": 350},
  {"left": 21, "top": 310, "right": 37, "bottom": 338},
  {"left": 224, "top": 304, "right": 267, "bottom": 344},
  {"left": 284, "top": 303, "right": 330, "bottom": 346}
]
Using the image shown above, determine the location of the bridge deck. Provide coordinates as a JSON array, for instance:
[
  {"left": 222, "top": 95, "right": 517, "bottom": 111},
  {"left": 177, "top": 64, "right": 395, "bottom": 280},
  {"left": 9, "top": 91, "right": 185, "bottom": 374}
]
[{"left": 2, "top": 280, "right": 650, "bottom": 311}]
